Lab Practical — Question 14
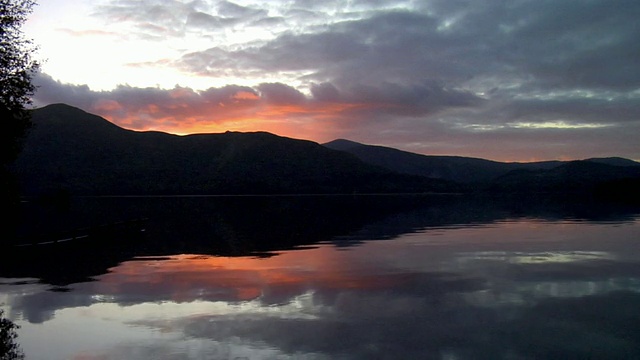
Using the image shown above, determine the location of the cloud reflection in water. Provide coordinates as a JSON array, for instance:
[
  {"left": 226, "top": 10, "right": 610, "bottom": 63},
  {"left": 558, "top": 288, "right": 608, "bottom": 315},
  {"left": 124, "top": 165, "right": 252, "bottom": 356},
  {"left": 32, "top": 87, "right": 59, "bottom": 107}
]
[{"left": 3, "top": 217, "right": 640, "bottom": 359}]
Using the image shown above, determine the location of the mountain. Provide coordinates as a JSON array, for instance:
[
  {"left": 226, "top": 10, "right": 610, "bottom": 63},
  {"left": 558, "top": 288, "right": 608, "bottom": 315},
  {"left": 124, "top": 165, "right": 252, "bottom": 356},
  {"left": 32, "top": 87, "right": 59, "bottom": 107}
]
[
  {"left": 488, "top": 160, "right": 640, "bottom": 195},
  {"left": 11, "top": 104, "right": 456, "bottom": 196},
  {"left": 10, "top": 104, "right": 639, "bottom": 198},
  {"left": 323, "top": 139, "right": 640, "bottom": 197},
  {"left": 586, "top": 157, "right": 640, "bottom": 167},
  {"left": 323, "top": 139, "right": 562, "bottom": 183}
]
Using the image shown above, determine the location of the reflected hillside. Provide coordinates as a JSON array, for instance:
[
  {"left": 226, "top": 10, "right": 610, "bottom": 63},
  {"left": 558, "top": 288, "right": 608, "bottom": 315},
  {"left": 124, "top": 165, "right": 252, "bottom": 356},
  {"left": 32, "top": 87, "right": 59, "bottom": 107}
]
[
  {"left": 2, "top": 194, "right": 639, "bottom": 286},
  {"left": 4, "top": 214, "right": 640, "bottom": 359}
]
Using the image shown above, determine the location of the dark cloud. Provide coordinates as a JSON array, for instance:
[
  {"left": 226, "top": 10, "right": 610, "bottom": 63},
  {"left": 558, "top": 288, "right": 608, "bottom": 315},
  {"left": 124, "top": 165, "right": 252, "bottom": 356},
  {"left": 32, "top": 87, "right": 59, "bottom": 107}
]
[
  {"left": 185, "top": 11, "right": 231, "bottom": 30},
  {"left": 217, "top": 1, "right": 267, "bottom": 19},
  {"left": 33, "top": 73, "right": 96, "bottom": 110},
  {"left": 485, "top": 0, "right": 640, "bottom": 91},
  {"left": 310, "top": 82, "right": 341, "bottom": 102},
  {"left": 170, "top": 0, "right": 640, "bottom": 93},
  {"left": 173, "top": 11, "right": 451, "bottom": 85},
  {"left": 346, "top": 81, "right": 482, "bottom": 111},
  {"left": 256, "top": 82, "right": 307, "bottom": 105}
]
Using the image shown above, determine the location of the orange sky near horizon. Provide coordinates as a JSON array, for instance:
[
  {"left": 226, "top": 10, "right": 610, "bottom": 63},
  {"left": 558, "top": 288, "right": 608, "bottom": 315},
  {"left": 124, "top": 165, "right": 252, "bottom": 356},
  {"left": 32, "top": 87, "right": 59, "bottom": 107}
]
[{"left": 87, "top": 87, "right": 400, "bottom": 147}]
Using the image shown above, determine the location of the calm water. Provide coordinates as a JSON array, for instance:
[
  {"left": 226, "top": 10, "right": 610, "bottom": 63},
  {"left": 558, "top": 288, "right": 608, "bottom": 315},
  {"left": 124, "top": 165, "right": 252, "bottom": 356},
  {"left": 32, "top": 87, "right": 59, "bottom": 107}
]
[{"left": 2, "top": 195, "right": 640, "bottom": 359}]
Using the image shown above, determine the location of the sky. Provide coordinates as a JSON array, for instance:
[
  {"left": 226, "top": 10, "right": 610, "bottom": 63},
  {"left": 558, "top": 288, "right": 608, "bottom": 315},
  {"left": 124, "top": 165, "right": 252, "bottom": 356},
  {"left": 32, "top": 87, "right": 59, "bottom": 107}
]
[{"left": 23, "top": 0, "right": 640, "bottom": 162}]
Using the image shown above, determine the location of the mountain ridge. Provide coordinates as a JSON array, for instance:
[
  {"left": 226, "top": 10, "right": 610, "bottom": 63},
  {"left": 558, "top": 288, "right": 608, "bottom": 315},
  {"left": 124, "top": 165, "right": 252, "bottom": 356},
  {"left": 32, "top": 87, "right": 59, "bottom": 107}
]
[
  {"left": 10, "top": 103, "right": 640, "bottom": 197},
  {"left": 323, "top": 139, "right": 563, "bottom": 183},
  {"left": 322, "top": 139, "right": 639, "bottom": 183},
  {"left": 13, "top": 104, "right": 456, "bottom": 196}
]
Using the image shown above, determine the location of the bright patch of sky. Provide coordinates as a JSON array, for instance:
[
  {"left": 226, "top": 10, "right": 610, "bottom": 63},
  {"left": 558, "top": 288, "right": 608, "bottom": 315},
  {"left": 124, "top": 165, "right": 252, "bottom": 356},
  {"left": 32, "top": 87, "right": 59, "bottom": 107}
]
[
  {"left": 25, "top": 0, "right": 420, "bottom": 91},
  {"left": 508, "top": 121, "right": 612, "bottom": 130}
]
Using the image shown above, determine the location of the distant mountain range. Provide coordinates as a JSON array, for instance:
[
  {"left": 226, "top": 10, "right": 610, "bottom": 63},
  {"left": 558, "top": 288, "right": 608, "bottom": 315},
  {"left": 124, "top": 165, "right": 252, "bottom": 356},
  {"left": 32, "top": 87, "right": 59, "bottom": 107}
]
[
  {"left": 323, "top": 139, "right": 640, "bottom": 196},
  {"left": 324, "top": 139, "right": 639, "bottom": 183},
  {"left": 10, "top": 103, "right": 640, "bottom": 198}
]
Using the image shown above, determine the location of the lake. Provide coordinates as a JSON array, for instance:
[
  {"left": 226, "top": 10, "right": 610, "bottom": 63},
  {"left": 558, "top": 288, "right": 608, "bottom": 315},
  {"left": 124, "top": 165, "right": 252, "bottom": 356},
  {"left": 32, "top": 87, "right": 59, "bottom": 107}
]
[{"left": 1, "top": 195, "right": 640, "bottom": 359}]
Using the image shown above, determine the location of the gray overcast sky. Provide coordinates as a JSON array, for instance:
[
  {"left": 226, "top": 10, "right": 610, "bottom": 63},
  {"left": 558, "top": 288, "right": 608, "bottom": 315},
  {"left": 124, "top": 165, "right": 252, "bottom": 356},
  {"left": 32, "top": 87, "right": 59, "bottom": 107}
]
[{"left": 26, "top": 0, "right": 640, "bottom": 161}]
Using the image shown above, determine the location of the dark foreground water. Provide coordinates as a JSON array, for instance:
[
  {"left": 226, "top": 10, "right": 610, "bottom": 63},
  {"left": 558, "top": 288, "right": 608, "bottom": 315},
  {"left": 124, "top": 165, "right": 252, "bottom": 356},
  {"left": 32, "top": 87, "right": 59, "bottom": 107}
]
[{"left": 1, "top": 195, "right": 640, "bottom": 359}]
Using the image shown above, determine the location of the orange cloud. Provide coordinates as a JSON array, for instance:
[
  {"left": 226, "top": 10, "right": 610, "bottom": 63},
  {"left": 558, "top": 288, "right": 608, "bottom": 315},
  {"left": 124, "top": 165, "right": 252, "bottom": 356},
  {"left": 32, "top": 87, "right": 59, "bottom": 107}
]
[{"left": 232, "top": 91, "right": 260, "bottom": 100}]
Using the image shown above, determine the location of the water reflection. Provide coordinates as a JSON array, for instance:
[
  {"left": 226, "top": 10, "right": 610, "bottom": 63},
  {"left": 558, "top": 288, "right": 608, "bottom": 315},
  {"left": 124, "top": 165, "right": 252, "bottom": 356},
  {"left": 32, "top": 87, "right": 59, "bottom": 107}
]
[
  {"left": 4, "top": 194, "right": 640, "bottom": 284},
  {"left": 1, "top": 196, "right": 640, "bottom": 359}
]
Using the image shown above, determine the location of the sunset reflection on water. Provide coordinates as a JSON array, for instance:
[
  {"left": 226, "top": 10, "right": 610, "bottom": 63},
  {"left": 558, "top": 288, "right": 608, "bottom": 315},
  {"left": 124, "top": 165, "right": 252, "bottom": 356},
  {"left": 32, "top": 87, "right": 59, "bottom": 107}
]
[
  {"left": 2, "top": 211, "right": 640, "bottom": 359},
  {"left": 97, "top": 246, "right": 418, "bottom": 304}
]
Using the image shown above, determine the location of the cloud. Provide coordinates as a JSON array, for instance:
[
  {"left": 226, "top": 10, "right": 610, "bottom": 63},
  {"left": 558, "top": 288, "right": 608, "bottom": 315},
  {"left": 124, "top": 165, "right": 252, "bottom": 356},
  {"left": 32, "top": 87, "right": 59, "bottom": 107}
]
[
  {"left": 93, "top": 0, "right": 195, "bottom": 38},
  {"left": 217, "top": 1, "right": 267, "bottom": 19},
  {"left": 16, "top": 252, "right": 639, "bottom": 358},
  {"left": 32, "top": 73, "right": 482, "bottom": 140},
  {"left": 28, "top": 0, "right": 640, "bottom": 161},
  {"left": 93, "top": 0, "right": 282, "bottom": 41},
  {"left": 32, "top": 70, "right": 640, "bottom": 161},
  {"left": 67, "top": 0, "right": 640, "bottom": 94},
  {"left": 257, "top": 82, "right": 307, "bottom": 105},
  {"left": 171, "top": 0, "right": 640, "bottom": 94},
  {"left": 185, "top": 11, "right": 232, "bottom": 30}
]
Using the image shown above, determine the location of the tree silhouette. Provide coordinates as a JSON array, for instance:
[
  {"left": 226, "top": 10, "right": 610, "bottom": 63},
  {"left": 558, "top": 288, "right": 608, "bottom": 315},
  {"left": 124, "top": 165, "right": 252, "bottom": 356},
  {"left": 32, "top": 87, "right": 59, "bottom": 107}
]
[
  {"left": 1, "top": 0, "right": 39, "bottom": 238},
  {"left": 0, "top": 311, "right": 24, "bottom": 360},
  {"left": 1, "top": 0, "right": 39, "bottom": 165}
]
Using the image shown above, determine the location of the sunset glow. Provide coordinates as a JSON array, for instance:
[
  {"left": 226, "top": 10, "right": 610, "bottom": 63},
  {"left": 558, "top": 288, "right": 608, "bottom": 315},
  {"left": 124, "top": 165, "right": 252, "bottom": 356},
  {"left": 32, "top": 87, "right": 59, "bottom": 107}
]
[{"left": 23, "top": 0, "right": 640, "bottom": 161}]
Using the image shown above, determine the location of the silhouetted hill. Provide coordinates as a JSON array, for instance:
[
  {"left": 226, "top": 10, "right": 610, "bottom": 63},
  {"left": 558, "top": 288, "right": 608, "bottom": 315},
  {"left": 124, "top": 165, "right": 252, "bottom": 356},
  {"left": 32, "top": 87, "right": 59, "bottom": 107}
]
[
  {"left": 489, "top": 160, "right": 640, "bottom": 195},
  {"left": 11, "top": 104, "right": 639, "bottom": 198},
  {"left": 586, "top": 157, "right": 640, "bottom": 167},
  {"left": 323, "top": 139, "right": 561, "bottom": 183},
  {"left": 12, "top": 104, "right": 456, "bottom": 196},
  {"left": 323, "top": 139, "right": 640, "bottom": 199}
]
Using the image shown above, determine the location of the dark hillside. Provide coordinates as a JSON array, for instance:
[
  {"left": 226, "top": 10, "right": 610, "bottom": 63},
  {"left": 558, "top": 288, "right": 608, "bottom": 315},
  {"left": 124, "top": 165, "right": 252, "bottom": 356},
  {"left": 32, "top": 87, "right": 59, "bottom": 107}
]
[
  {"left": 586, "top": 157, "right": 640, "bottom": 167},
  {"left": 323, "top": 139, "right": 561, "bottom": 183},
  {"left": 13, "top": 104, "right": 456, "bottom": 195},
  {"left": 489, "top": 160, "right": 640, "bottom": 195},
  {"left": 12, "top": 104, "right": 638, "bottom": 198},
  {"left": 323, "top": 139, "right": 640, "bottom": 199}
]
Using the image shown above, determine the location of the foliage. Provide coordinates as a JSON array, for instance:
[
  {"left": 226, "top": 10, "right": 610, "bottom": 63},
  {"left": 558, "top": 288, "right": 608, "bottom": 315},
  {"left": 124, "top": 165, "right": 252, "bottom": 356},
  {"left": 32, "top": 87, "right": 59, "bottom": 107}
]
[
  {"left": 1, "top": 0, "right": 39, "bottom": 165},
  {"left": 1, "top": 0, "right": 39, "bottom": 224},
  {"left": 0, "top": 310, "right": 24, "bottom": 360}
]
